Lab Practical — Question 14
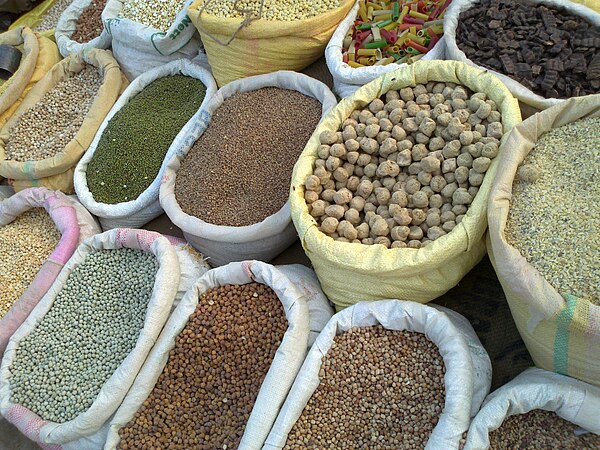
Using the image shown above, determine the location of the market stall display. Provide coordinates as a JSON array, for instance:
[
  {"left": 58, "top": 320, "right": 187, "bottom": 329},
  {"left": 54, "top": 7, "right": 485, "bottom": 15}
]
[
  {"left": 55, "top": 0, "right": 111, "bottom": 57},
  {"left": 0, "top": 49, "right": 127, "bottom": 193}
]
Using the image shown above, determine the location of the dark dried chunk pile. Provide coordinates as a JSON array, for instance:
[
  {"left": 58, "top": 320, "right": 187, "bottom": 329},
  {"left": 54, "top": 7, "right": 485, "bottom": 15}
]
[{"left": 456, "top": 0, "right": 600, "bottom": 99}]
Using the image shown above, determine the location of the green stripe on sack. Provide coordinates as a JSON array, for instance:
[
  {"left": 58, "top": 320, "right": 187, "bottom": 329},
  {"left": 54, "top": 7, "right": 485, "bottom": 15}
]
[{"left": 554, "top": 294, "right": 577, "bottom": 375}]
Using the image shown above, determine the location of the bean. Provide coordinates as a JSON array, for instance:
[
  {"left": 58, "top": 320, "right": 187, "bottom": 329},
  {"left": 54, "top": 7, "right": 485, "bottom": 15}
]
[
  {"left": 198, "top": 0, "right": 341, "bottom": 21},
  {"left": 71, "top": 0, "right": 108, "bottom": 43}
]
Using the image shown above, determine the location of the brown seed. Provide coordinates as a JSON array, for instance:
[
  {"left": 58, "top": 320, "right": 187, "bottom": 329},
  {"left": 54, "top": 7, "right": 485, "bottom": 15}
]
[{"left": 71, "top": 0, "right": 108, "bottom": 43}]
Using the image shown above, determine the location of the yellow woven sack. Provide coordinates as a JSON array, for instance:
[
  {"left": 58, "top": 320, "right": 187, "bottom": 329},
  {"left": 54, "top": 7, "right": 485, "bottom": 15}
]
[
  {"left": 188, "top": 0, "right": 354, "bottom": 87},
  {"left": 571, "top": 0, "right": 600, "bottom": 12},
  {"left": 290, "top": 60, "right": 521, "bottom": 311},
  {"left": 0, "top": 49, "right": 128, "bottom": 194},
  {"left": 8, "top": 0, "right": 60, "bottom": 40},
  {"left": 487, "top": 94, "right": 600, "bottom": 388},
  {"left": 0, "top": 27, "right": 60, "bottom": 129}
]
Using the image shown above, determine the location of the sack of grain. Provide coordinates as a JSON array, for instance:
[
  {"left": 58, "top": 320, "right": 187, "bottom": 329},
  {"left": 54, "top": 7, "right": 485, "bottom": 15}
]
[
  {"left": 0, "top": 48, "right": 128, "bottom": 194},
  {"left": 55, "top": 0, "right": 112, "bottom": 57},
  {"left": 0, "top": 228, "right": 207, "bottom": 449},
  {"left": 0, "top": 186, "right": 99, "bottom": 356},
  {"left": 74, "top": 59, "right": 217, "bottom": 230},
  {"left": 464, "top": 368, "right": 600, "bottom": 449},
  {"left": 0, "top": 26, "right": 60, "bottom": 129},
  {"left": 265, "top": 299, "right": 492, "bottom": 450},
  {"left": 325, "top": 0, "right": 446, "bottom": 98},
  {"left": 187, "top": 0, "right": 354, "bottom": 87},
  {"left": 443, "top": 0, "right": 600, "bottom": 112},
  {"left": 102, "top": 0, "right": 203, "bottom": 79},
  {"left": 290, "top": 60, "right": 521, "bottom": 310},
  {"left": 487, "top": 94, "right": 600, "bottom": 387},
  {"left": 9, "top": 0, "right": 78, "bottom": 40},
  {"left": 103, "top": 260, "right": 326, "bottom": 450},
  {"left": 160, "top": 70, "right": 337, "bottom": 266}
]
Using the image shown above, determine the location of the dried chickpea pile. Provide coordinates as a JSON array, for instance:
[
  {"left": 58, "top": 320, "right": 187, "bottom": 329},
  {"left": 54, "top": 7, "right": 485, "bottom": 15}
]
[
  {"left": 5, "top": 65, "right": 102, "bottom": 162},
  {"left": 117, "top": 283, "right": 288, "bottom": 450},
  {"left": 285, "top": 326, "right": 446, "bottom": 449},
  {"left": 488, "top": 409, "right": 600, "bottom": 449},
  {"left": 506, "top": 117, "right": 600, "bottom": 305},
  {"left": 0, "top": 208, "right": 60, "bottom": 318},
  {"left": 10, "top": 249, "right": 158, "bottom": 423},
  {"left": 305, "top": 83, "right": 503, "bottom": 249},
  {"left": 198, "top": 0, "right": 340, "bottom": 21}
]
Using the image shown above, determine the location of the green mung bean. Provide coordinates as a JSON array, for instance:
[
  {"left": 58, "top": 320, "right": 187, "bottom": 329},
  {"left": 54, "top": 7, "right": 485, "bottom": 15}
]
[{"left": 86, "top": 75, "right": 206, "bottom": 204}]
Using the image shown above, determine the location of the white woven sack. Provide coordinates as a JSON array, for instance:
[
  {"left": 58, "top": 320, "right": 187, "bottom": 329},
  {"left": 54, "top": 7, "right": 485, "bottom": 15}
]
[
  {"left": 264, "top": 300, "right": 493, "bottom": 450},
  {"left": 464, "top": 367, "right": 600, "bottom": 449},
  {"left": 0, "top": 228, "right": 182, "bottom": 448},
  {"left": 444, "top": 0, "right": 600, "bottom": 111},
  {"left": 160, "top": 70, "right": 338, "bottom": 267},
  {"left": 104, "top": 260, "right": 311, "bottom": 450},
  {"left": 102, "top": 0, "right": 203, "bottom": 79},
  {"left": 55, "top": 0, "right": 112, "bottom": 57},
  {"left": 74, "top": 59, "right": 217, "bottom": 231},
  {"left": 326, "top": 0, "right": 446, "bottom": 99}
]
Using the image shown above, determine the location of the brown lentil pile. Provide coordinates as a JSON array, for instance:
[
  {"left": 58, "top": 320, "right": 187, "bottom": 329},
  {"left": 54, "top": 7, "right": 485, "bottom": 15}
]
[
  {"left": 488, "top": 409, "right": 600, "bottom": 449},
  {"left": 36, "top": 0, "right": 75, "bottom": 32},
  {"left": 306, "top": 83, "right": 503, "bottom": 248},
  {"left": 175, "top": 87, "right": 322, "bottom": 227},
  {"left": 0, "top": 208, "right": 60, "bottom": 318},
  {"left": 71, "top": 0, "right": 108, "bottom": 43},
  {"left": 117, "top": 282, "right": 288, "bottom": 450},
  {"left": 5, "top": 65, "right": 102, "bottom": 162},
  {"left": 505, "top": 117, "right": 600, "bottom": 305},
  {"left": 284, "top": 326, "right": 446, "bottom": 449}
]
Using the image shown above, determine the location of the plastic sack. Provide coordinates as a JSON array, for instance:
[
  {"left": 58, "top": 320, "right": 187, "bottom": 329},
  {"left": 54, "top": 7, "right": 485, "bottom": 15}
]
[
  {"left": 464, "top": 367, "right": 600, "bottom": 449},
  {"left": 187, "top": 0, "right": 354, "bottom": 87},
  {"left": 102, "top": 0, "right": 203, "bottom": 80},
  {"left": 0, "top": 228, "right": 187, "bottom": 449},
  {"left": 104, "top": 260, "right": 314, "bottom": 450},
  {"left": 325, "top": 0, "right": 446, "bottom": 99},
  {"left": 160, "top": 70, "right": 337, "bottom": 267},
  {"left": 486, "top": 94, "right": 600, "bottom": 388},
  {"left": 0, "top": 26, "right": 60, "bottom": 129},
  {"left": 0, "top": 187, "right": 100, "bottom": 356},
  {"left": 55, "top": 0, "right": 112, "bottom": 57},
  {"left": 8, "top": 0, "right": 61, "bottom": 40},
  {"left": 74, "top": 59, "right": 217, "bottom": 231},
  {"left": 265, "top": 299, "right": 492, "bottom": 449},
  {"left": 290, "top": 60, "right": 521, "bottom": 310},
  {"left": 443, "top": 0, "right": 600, "bottom": 111},
  {"left": 0, "top": 49, "right": 128, "bottom": 194}
]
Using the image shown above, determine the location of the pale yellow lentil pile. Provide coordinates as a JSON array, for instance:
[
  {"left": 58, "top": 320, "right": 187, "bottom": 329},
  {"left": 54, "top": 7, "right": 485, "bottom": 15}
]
[
  {"left": 0, "top": 208, "right": 60, "bottom": 318},
  {"left": 505, "top": 116, "right": 600, "bottom": 305},
  {"left": 199, "top": 0, "right": 340, "bottom": 21}
]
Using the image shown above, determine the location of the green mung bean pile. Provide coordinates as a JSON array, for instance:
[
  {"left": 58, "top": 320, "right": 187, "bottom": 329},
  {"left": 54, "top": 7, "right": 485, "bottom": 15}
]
[
  {"left": 86, "top": 75, "right": 207, "bottom": 204},
  {"left": 9, "top": 248, "right": 158, "bottom": 423}
]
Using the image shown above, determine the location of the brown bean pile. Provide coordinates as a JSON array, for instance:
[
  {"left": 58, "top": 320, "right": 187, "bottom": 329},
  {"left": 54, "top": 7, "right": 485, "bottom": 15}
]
[
  {"left": 175, "top": 87, "right": 322, "bottom": 227},
  {"left": 456, "top": 0, "right": 600, "bottom": 99},
  {"left": 488, "top": 409, "right": 600, "bottom": 449},
  {"left": 71, "top": 0, "right": 108, "bottom": 43},
  {"left": 284, "top": 326, "right": 446, "bottom": 449},
  {"left": 117, "top": 282, "right": 288, "bottom": 450},
  {"left": 0, "top": 208, "right": 60, "bottom": 318}
]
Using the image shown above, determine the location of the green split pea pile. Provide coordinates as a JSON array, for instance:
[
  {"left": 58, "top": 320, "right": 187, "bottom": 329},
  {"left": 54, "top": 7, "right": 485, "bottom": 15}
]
[
  {"left": 9, "top": 248, "right": 158, "bottom": 423},
  {"left": 86, "top": 74, "right": 207, "bottom": 204}
]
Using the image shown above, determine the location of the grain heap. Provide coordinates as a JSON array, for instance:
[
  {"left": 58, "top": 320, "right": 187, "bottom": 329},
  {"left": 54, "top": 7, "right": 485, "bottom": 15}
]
[
  {"left": 505, "top": 116, "right": 599, "bottom": 305},
  {"left": 86, "top": 75, "right": 207, "bottom": 204},
  {"left": 198, "top": 0, "right": 341, "bottom": 21},
  {"left": 176, "top": 87, "right": 322, "bottom": 227},
  {"left": 305, "top": 83, "right": 503, "bottom": 248},
  {"left": 9, "top": 249, "right": 158, "bottom": 423},
  {"left": 36, "top": 0, "right": 75, "bottom": 31},
  {"left": 117, "top": 282, "right": 288, "bottom": 449},
  {"left": 456, "top": 0, "right": 600, "bottom": 98},
  {"left": 0, "top": 208, "right": 60, "bottom": 318},
  {"left": 284, "top": 326, "right": 445, "bottom": 449},
  {"left": 120, "top": 0, "right": 187, "bottom": 31},
  {"left": 488, "top": 410, "right": 600, "bottom": 449},
  {"left": 5, "top": 65, "right": 102, "bottom": 162},
  {"left": 71, "top": 0, "right": 108, "bottom": 43}
]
